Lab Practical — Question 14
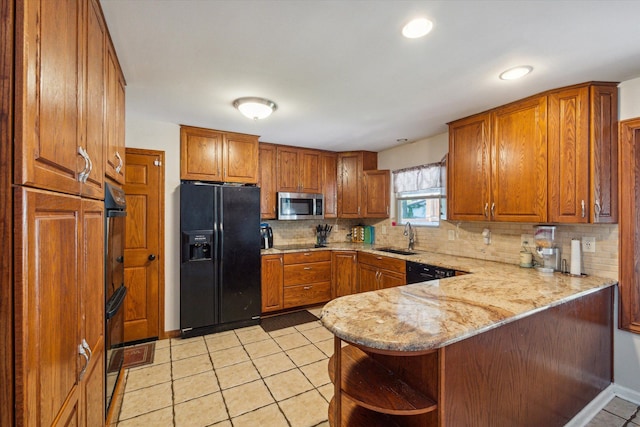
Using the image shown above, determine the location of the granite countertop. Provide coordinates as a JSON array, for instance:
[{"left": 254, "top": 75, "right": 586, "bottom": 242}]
[
  {"left": 291, "top": 244, "right": 617, "bottom": 353},
  {"left": 262, "top": 243, "right": 617, "bottom": 352}
]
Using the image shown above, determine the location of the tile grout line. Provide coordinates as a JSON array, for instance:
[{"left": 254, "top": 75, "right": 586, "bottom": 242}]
[
  {"left": 203, "top": 335, "right": 233, "bottom": 426},
  {"left": 622, "top": 405, "right": 640, "bottom": 427},
  {"left": 236, "top": 327, "right": 294, "bottom": 427},
  {"left": 169, "top": 341, "right": 176, "bottom": 427}
]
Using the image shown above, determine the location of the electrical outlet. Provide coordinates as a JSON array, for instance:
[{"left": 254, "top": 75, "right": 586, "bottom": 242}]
[
  {"left": 381, "top": 226, "right": 387, "bottom": 234},
  {"left": 448, "top": 230, "right": 455, "bottom": 241},
  {"left": 582, "top": 236, "right": 596, "bottom": 253}
]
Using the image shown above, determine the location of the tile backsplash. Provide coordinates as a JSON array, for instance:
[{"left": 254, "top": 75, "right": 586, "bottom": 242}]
[
  {"left": 264, "top": 218, "right": 619, "bottom": 281},
  {"left": 369, "top": 219, "right": 619, "bottom": 280}
]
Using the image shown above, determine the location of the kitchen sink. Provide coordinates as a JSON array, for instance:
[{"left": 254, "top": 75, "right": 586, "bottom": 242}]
[{"left": 375, "top": 247, "right": 418, "bottom": 256}]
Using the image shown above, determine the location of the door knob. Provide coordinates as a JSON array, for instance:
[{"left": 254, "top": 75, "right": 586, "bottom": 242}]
[{"left": 148, "top": 254, "right": 156, "bottom": 261}]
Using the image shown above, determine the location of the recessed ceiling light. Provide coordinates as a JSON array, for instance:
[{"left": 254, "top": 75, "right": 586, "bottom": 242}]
[
  {"left": 402, "top": 18, "right": 433, "bottom": 39},
  {"left": 233, "top": 97, "right": 278, "bottom": 120},
  {"left": 499, "top": 66, "right": 533, "bottom": 80}
]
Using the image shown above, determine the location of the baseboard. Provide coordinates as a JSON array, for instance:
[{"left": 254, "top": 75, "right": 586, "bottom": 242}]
[
  {"left": 163, "top": 329, "right": 181, "bottom": 339},
  {"left": 564, "top": 385, "right": 616, "bottom": 427},
  {"left": 612, "top": 383, "right": 640, "bottom": 405},
  {"left": 564, "top": 383, "right": 640, "bottom": 426}
]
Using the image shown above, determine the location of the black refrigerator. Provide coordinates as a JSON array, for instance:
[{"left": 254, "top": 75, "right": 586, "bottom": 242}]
[{"left": 180, "top": 181, "right": 261, "bottom": 337}]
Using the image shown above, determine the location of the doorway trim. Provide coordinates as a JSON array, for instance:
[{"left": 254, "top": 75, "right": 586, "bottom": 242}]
[{"left": 125, "top": 147, "right": 166, "bottom": 339}]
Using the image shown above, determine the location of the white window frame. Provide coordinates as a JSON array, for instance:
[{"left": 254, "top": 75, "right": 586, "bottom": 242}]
[{"left": 396, "top": 189, "right": 445, "bottom": 227}]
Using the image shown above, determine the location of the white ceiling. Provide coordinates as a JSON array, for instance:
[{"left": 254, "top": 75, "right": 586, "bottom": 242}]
[{"left": 100, "top": 0, "right": 640, "bottom": 152}]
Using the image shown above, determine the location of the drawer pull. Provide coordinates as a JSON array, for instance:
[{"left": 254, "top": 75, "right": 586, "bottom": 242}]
[
  {"left": 376, "top": 256, "right": 383, "bottom": 260},
  {"left": 303, "top": 252, "right": 311, "bottom": 256},
  {"left": 303, "top": 267, "right": 312, "bottom": 270},
  {"left": 303, "top": 286, "right": 312, "bottom": 290}
]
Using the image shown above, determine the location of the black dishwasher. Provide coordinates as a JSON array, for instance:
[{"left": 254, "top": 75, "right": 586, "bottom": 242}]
[{"left": 406, "top": 261, "right": 456, "bottom": 284}]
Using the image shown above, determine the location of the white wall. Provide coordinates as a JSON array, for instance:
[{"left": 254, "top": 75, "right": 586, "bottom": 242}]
[
  {"left": 378, "top": 133, "right": 449, "bottom": 171},
  {"left": 124, "top": 113, "right": 181, "bottom": 332},
  {"left": 614, "top": 76, "right": 640, "bottom": 395}
]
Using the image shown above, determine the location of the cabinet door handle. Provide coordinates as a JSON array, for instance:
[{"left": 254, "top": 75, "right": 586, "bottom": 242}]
[
  {"left": 78, "top": 146, "right": 89, "bottom": 182},
  {"left": 594, "top": 199, "right": 601, "bottom": 221},
  {"left": 85, "top": 152, "right": 93, "bottom": 183},
  {"left": 484, "top": 202, "right": 489, "bottom": 218},
  {"left": 303, "top": 286, "right": 312, "bottom": 290},
  {"left": 115, "top": 151, "right": 123, "bottom": 174},
  {"left": 78, "top": 344, "right": 89, "bottom": 380},
  {"left": 386, "top": 206, "right": 389, "bottom": 215},
  {"left": 581, "top": 200, "right": 586, "bottom": 218},
  {"left": 81, "top": 338, "right": 92, "bottom": 360},
  {"left": 303, "top": 267, "right": 312, "bottom": 270},
  {"left": 358, "top": 206, "right": 361, "bottom": 216},
  {"left": 148, "top": 254, "right": 156, "bottom": 261},
  {"left": 490, "top": 203, "right": 495, "bottom": 218}
]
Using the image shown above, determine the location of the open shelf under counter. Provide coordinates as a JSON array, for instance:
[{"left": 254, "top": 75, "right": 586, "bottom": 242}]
[{"left": 328, "top": 336, "right": 442, "bottom": 426}]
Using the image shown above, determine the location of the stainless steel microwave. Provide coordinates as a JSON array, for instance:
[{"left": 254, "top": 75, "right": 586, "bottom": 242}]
[{"left": 277, "top": 192, "right": 324, "bottom": 220}]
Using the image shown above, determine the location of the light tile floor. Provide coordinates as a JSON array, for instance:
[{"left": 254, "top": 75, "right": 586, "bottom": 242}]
[
  {"left": 585, "top": 396, "right": 640, "bottom": 426},
  {"left": 116, "top": 306, "right": 639, "bottom": 427},
  {"left": 117, "top": 307, "right": 333, "bottom": 427}
]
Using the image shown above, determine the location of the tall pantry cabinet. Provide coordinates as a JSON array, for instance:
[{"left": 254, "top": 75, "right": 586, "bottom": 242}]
[{"left": 8, "top": 0, "right": 126, "bottom": 425}]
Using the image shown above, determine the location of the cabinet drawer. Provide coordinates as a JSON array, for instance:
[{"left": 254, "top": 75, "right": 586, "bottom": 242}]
[
  {"left": 358, "top": 252, "right": 406, "bottom": 273},
  {"left": 284, "top": 250, "right": 331, "bottom": 264},
  {"left": 284, "top": 261, "right": 331, "bottom": 286},
  {"left": 283, "top": 282, "right": 331, "bottom": 308}
]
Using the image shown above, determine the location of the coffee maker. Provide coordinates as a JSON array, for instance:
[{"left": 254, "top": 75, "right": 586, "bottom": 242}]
[
  {"left": 260, "top": 223, "right": 273, "bottom": 249},
  {"left": 535, "top": 226, "right": 561, "bottom": 272}
]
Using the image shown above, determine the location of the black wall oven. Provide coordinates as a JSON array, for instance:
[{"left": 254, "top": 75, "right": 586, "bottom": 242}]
[{"left": 105, "top": 183, "right": 127, "bottom": 414}]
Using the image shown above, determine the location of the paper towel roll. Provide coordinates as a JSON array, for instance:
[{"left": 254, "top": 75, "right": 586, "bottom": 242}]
[{"left": 570, "top": 239, "right": 582, "bottom": 275}]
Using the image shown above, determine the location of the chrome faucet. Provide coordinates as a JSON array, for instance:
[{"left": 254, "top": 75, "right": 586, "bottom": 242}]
[{"left": 403, "top": 222, "right": 415, "bottom": 251}]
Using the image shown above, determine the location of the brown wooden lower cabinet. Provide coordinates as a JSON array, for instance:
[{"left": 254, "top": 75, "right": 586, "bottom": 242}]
[
  {"left": 14, "top": 189, "right": 106, "bottom": 426},
  {"left": 619, "top": 117, "right": 640, "bottom": 332},
  {"left": 331, "top": 251, "right": 357, "bottom": 298},
  {"left": 283, "top": 251, "right": 331, "bottom": 309},
  {"left": 357, "top": 252, "right": 406, "bottom": 292},
  {"left": 328, "top": 286, "right": 613, "bottom": 426},
  {"left": 283, "top": 282, "right": 331, "bottom": 308},
  {"left": 261, "top": 254, "right": 284, "bottom": 313}
]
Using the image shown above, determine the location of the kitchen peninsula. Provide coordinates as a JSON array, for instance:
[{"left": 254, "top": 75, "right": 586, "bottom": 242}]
[{"left": 321, "top": 257, "right": 616, "bottom": 426}]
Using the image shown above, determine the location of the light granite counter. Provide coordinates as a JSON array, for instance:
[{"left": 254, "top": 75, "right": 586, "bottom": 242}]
[
  {"left": 316, "top": 246, "right": 617, "bottom": 352},
  {"left": 262, "top": 243, "right": 617, "bottom": 352}
]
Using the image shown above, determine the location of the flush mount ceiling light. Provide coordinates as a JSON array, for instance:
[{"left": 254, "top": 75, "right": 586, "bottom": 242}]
[
  {"left": 499, "top": 65, "right": 533, "bottom": 80},
  {"left": 233, "top": 97, "right": 278, "bottom": 120},
  {"left": 402, "top": 18, "right": 433, "bottom": 39}
]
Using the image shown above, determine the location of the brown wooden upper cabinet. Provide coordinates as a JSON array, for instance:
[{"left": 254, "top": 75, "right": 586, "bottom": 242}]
[
  {"left": 105, "top": 39, "right": 126, "bottom": 185},
  {"left": 259, "top": 143, "right": 278, "bottom": 219},
  {"left": 448, "top": 81, "right": 618, "bottom": 224},
  {"left": 180, "top": 125, "right": 259, "bottom": 184},
  {"left": 337, "top": 151, "right": 378, "bottom": 218},
  {"left": 449, "top": 96, "right": 549, "bottom": 223},
  {"left": 363, "top": 169, "right": 390, "bottom": 218},
  {"left": 15, "top": 0, "right": 124, "bottom": 197},
  {"left": 277, "top": 146, "right": 321, "bottom": 193},
  {"left": 322, "top": 152, "right": 338, "bottom": 218},
  {"left": 491, "top": 96, "right": 548, "bottom": 222},
  {"left": 548, "top": 83, "right": 618, "bottom": 223}
]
